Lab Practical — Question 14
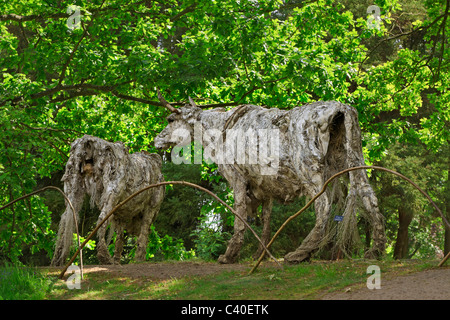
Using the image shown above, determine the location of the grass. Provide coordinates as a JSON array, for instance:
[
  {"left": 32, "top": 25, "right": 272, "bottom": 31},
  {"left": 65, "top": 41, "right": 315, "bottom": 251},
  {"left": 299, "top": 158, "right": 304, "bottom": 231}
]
[
  {"left": 48, "top": 272, "right": 189, "bottom": 300},
  {"left": 42, "top": 258, "right": 443, "bottom": 300},
  {"left": 0, "top": 263, "right": 57, "bottom": 300}
]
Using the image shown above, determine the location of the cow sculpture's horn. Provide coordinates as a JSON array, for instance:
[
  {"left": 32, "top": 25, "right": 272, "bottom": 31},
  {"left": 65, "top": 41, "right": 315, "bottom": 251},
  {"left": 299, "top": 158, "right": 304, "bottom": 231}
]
[
  {"left": 156, "top": 88, "right": 180, "bottom": 113},
  {"left": 188, "top": 96, "right": 197, "bottom": 107}
]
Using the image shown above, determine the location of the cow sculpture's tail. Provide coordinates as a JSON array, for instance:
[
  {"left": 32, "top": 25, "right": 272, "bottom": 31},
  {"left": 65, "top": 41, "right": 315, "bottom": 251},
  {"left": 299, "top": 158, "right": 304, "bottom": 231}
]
[
  {"left": 282, "top": 102, "right": 386, "bottom": 264},
  {"left": 320, "top": 105, "right": 386, "bottom": 258}
]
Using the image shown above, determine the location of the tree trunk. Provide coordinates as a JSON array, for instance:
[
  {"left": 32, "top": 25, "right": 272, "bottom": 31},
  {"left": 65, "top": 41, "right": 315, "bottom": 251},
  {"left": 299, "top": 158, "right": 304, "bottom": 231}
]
[
  {"left": 444, "top": 167, "right": 450, "bottom": 256},
  {"left": 393, "top": 206, "right": 414, "bottom": 259}
]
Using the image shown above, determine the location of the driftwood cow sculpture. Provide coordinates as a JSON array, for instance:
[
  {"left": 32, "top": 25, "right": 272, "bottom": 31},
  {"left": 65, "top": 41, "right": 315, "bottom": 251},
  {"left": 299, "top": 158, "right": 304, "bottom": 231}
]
[
  {"left": 51, "top": 135, "right": 165, "bottom": 266},
  {"left": 155, "top": 93, "right": 386, "bottom": 264}
]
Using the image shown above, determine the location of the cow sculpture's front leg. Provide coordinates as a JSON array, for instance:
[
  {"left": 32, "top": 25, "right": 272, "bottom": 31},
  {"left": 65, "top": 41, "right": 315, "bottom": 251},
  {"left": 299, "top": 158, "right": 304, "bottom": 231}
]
[
  {"left": 218, "top": 180, "right": 248, "bottom": 264},
  {"left": 254, "top": 198, "right": 273, "bottom": 260}
]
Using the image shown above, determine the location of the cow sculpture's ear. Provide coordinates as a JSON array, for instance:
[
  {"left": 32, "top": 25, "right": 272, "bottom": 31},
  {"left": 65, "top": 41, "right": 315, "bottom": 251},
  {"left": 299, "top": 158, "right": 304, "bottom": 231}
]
[{"left": 167, "top": 113, "right": 177, "bottom": 122}]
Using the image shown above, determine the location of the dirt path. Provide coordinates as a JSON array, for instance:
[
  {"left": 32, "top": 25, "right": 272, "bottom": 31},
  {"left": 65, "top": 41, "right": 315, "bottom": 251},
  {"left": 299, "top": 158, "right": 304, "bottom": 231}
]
[
  {"left": 50, "top": 261, "right": 450, "bottom": 300},
  {"left": 321, "top": 267, "right": 450, "bottom": 300},
  {"left": 77, "top": 261, "right": 251, "bottom": 280}
]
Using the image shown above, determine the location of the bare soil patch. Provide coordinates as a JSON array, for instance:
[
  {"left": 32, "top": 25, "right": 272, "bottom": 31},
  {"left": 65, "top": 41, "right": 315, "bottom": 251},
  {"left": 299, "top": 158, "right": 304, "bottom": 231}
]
[
  {"left": 322, "top": 267, "right": 450, "bottom": 300},
  {"left": 61, "top": 261, "right": 252, "bottom": 280}
]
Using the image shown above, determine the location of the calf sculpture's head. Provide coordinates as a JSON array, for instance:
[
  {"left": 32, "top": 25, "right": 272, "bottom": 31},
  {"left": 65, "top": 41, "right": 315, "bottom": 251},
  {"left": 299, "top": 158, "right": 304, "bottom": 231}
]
[
  {"left": 62, "top": 137, "right": 92, "bottom": 198},
  {"left": 62, "top": 135, "right": 127, "bottom": 206},
  {"left": 154, "top": 90, "right": 202, "bottom": 150}
]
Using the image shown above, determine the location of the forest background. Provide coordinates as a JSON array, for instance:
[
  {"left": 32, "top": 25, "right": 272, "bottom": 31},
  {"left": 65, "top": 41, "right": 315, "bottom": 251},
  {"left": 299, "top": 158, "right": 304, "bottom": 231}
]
[{"left": 0, "top": 0, "right": 448, "bottom": 266}]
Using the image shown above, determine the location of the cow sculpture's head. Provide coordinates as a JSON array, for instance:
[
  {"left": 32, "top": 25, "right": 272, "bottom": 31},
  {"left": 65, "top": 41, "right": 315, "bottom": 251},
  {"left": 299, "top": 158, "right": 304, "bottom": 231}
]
[{"left": 154, "top": 89, "right": 202, "bottom": 150}]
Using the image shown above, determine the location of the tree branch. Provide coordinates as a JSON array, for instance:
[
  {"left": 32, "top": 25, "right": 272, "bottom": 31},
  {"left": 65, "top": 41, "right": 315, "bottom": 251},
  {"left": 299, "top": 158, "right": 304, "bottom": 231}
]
[
  {"left": 170, "top": 2, "right": 197, "bottom": 22},
  {"left": 250, "top": 165, "right": 450, "bottom": 274},
  {"left": 59, "top": 180, "right": 282, "bottom": 279},
  {"left": 358, "top": 3, "right": 450, "bottom": 73},
  {"left": 0, "top": 186, "right": 84, "bottom": 278},
  {"left": 0, "top": 13, "right": 66, "bottom": 22},
  {"left": 1, "top": 80, "right": 239, "bottom": 111}
]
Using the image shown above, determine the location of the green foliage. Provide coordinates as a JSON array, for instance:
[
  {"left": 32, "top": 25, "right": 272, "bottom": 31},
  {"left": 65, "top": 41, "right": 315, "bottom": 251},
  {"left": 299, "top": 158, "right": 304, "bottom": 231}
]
[
  {"left": 156, "top": 161, "right": 209, "bottom": 249},
  {"left": 190, "top": 209, "right": 231, "bottom": 261},
  {"left": 408, "top": 218, "right": 444, "bottom": 259},
  {"left": 70, "top": 233, "right": 97, "bottom": 265},
  {"left": 0, "top": 263, "right": 56, "bottom": 299},
  {"left": 373, "top": 142, "right": 448, "bottom": 258},
  {"left": 241, "top": 197, "right": 317, "bottom": 259},
  {"left": 146, "top": 226, "right": 195, "bottom": 261},
  {"left": 0, "top": 195, "right": 55, "bottom": 264},
  {"left": 103, "top": 226, "right": 195, "bottom": 263}
]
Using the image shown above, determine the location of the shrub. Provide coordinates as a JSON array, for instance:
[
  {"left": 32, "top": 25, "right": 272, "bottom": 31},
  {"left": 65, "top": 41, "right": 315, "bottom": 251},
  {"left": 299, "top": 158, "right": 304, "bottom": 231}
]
[
  {"left": 146, "top": 226, "right": 196, "bottom": 261},
  {"left": 190, "top": 210, "right": 231, "bottom": 261}
]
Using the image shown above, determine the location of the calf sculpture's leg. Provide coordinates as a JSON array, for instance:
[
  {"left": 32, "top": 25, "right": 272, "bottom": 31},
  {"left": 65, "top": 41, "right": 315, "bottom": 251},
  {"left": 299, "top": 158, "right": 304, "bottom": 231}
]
[
  {"left": 96, "top": 210, "right": 114, "bottom": 264},
  {"left": 218, "top": 179, "right": 248, "bottom": 264},
  {"left": 113, "top": 223, "right": 125, "bottom": 264},
  {"left": 51, "top": 200, "right": 84, "bottom": 266},
  {"left": 96, "top": 196, "right": 116, "bottom": 264}
]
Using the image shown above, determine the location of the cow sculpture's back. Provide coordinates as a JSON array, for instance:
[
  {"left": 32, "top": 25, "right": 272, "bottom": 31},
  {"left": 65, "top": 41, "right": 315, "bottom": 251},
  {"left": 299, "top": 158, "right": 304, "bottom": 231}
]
[
  {"left": 51, "top": 135, "right": 165, "bottom": 266},
  {"left": 155, "top": 95, "right": 386, "bottom": 264}
]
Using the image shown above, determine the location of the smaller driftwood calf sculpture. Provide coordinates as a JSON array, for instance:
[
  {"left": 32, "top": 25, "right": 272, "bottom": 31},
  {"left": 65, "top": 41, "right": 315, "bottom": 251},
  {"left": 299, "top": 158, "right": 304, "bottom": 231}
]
[{"left": 51, "top": 135, "right": 165, "bottom": 266}]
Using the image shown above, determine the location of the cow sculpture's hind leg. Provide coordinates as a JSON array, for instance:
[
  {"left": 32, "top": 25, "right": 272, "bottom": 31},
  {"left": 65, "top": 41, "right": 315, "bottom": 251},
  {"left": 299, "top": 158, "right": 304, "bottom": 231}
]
[
  {"left": 350, "top": 170, "right": 386, "bottom": 258},
  {"left": 284, "top": 184, "right": 331, "bottom": 264}
]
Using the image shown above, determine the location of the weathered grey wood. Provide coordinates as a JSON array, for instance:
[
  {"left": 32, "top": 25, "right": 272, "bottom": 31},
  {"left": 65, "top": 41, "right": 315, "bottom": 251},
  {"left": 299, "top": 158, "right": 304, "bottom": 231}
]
[
  {"left": 51, "top": 135, "right": 165, "bottom": 266},
  {"left": 155, "top": 100, "right": 386, "bottom": 264}
]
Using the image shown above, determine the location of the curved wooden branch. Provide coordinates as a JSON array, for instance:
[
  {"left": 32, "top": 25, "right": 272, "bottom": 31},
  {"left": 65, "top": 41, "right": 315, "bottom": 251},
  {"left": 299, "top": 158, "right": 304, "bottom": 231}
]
[
  {"left": 0, "top": 186, "right": 83, "bottom": 278},
  {"left": 439, "top": 251, "right": 450, "bottom": 267},
  {"left": 249, "top": 165, "right": 449, "bottom": 274},
  {"left": 59, "top": 180, "right": 282, "bottom": 279}
]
